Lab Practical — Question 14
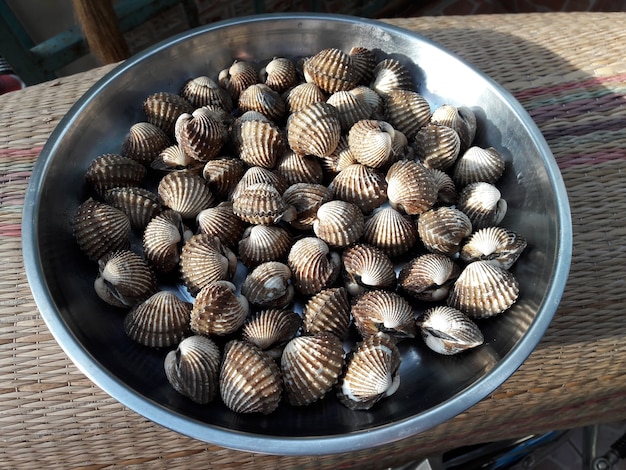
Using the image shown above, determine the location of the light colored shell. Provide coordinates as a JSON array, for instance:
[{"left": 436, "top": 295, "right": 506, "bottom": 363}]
[
  {"left": 350, "top": 85, "right": 385, "bottom": 120},
  {"left": 351, "top": 290, "right": 416, "bottom": 339},
  {"left": 174, "top": 108, "right": 227, "bottom": 162},
  {"left": 94, "top": 250, "right": 158, "bottom": 308},
  {"left": 260, "top": 57, "right": 298, "bottom": 93},
  {"left": 303, "top": 47, "right": 359, "bottom": 93},
  {"left": 453, "top": 146, "right": 505, "bottom": 186},
  {"left": 457, "top": 182, "right": 508, "bottom": 230},
  {"left": 164, "top": 335, "right": 221, "bottom": 404},
  {"left": 337, "top": 333, "right": 401, "bottom": 410},
  {"left": 417, "top": 306, "right": 484, "bottom": 355},
  {"left": 121, "top": 122, "right": 170, "bottom": 165},
  {"left": 384, "top": 90, "right": 431, "bottom": 139},
  {"left": 123, "top": 291, "right": 191, "bottom": 348},
  {"left": 232, "top": 182, "right": 296, "bottom": 225},
  {"left": 191, "top": 281, "right": 249, "bottom": 336},
  {"left": 151, "top": 144, "right": 204, "bottom": 173},
  {"left": 460, "top": 226, "right": 527, "bottom": 269},
  {"left": 282, "top": 82, "right": 326, "bottom": 114},
  {"left": 180, "top": 76, "right": 233, "bottom": 111},
  {"left": 143, "top": 91, "right": 194, "bottom": 135},
  {"left": 398, "top": 253, "right": 461, "bottom": 302},
  {"left": 302, "top": 287, "right": 351, "bottom": 338},
  {"left": 238, "top": 224, "right": 293, "bottom": 268},
  {"left": 348, "top": 120, "right": 402, "bottom": 169},
  {"left": 327, "top": 89, "right": 374, "bottom": 131},
  {"left": 429, "top": 168, "right": 458, "bottom": 205},
  {"left": 241, "top": 261, "right": 294, "bottom": 309},
  {"left": 238, "top": 83, "right": 286, "bottom": 122},
  {"left": 362, "top": 207, "right": 418, "bottom": 257},
  {"left": 328, "top": 163, "right": 387, "bottom": 214},
  {"left": 202, "top": 157, "right": 246, "bottom": 199},
  {"left": 103, "top": 186, "right": 161, "bottom": 230},
  {"left": 219, "top": 339, "right": 283, "bottom": 414},
  {"left": 281, "top": 334, "right": 345, "bottom": 406},
  {"left": 313, "top": 200, "right": 364, "bottom": 248},
  {"left": 320, "top": 135, "right": 358, "bottom": 176},
  {"left": 287, "top": 101, "right": 341, "bottom": 158},
  {"left": 431, "top": 104, "right": 477, "bottom": 152},
  {"left": 218, "top": 60, "right": 258, "bottom": 100},
  {"left": 196, "top": 201, "right": 246, "bottom": 248},
  {"left": 386, "top": 159, "right": 438, "bottom": 216},
  {"left": 448, "top": 260, "right": 520, "bottom": 318},
  {"left": 230, "top": 166, "right": 288, "bottom": 201},
  {"left": 179, "top": 234, "right": 237, "bottom": 296},
  {"left": 370, "top": 58, "right": 413, "bottom": 97},
  {"left": 72, "top": 198, "right": 131, "bottom": 262},
  {"left": 157, "top": 171, "right": 214, "bottom": 219},
  {"left": 417, "top": 206, "right": 473, "bottom": 256},
  {"left": 84, "top": 153, "right": 147, "bottom": 197},
  {"left": 282, "top": 183, "right": 333, "bottom": 230},
  {"left": 142, "top": 209, "right": 190, "bottom": 274},
  {"left": 241, "top": 308, "right": 302, "bottom": 351},
  {"left": 413, "top": 122, "right": 461, "bottom": 171},
  {"left": 274, "top": 150, "right": 324, "bottom": 186},
  {"left": 349, "top": 47, "right": 377, "bottom": 84},
  {"left": 342, "top": 243, "right": 397, "bottom": 296},
  {"left": 287, "top": 237, "right": 341, "bottom": 295}
]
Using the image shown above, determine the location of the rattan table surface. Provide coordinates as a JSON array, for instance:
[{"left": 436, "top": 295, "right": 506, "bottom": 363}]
[{"left": 1, "top": 12, "right": 625, "bottom": 469}]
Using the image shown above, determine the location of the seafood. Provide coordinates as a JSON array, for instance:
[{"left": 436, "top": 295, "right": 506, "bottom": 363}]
[
  {"left": 342, "top": 243, "right": 396, "bottom": 296},
  {"left": 191, "top": 281, "right": 249, "bottom": 336},
  {"left": 302, "top": 287, "right": 351, "bottom": 337},
  {"left": 351, "top": 290, "right": 416, "bottom": 339},
  {"left": 313, "top": 200, "right": 364, "bottom": 248},
  {"left": 398, "top": 253, "right": 461, "bottom": 302},
  {"left": 287, "top": 237, "right": 341, "bottom": 295},
  {"left": 241, "top": 261, "right": 294, "bottom": 309},
  {"left": 417, "top": 306, "right": 484, "bottom": 355}
]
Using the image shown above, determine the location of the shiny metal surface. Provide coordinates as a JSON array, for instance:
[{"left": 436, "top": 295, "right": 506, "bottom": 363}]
[{"left": 22, "top": 14, "right": 572, "bottom": 455}]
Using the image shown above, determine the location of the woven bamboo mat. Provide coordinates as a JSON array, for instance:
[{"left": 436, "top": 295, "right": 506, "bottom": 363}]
[{"left": 2, "top": 12, "right": 626, "bottom": 469}]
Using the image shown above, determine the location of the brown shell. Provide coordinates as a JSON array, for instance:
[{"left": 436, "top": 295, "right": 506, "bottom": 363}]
[
  {"left": 238, "top": 224, "right": 293, "bottom": 268},
  {"left": 230, "top": 166, "right": 289, "bottom": 201},
  {"left": 164, "top": 335, "right": 221, "bottom": 404},
  {"left": 281, "top": 334, "right": 345, "bottom": 406},
  {"left": 157, "top": 171, "right": 214, "bottom": 219},
  {"left": 174, "top": 108, "right": 227, "bottom": 162},
  {"left": 351, "top": 290, "right": 416, "bottom": 340},
  {"left": 241, "top": 308, "right": 302, "bottom": 352},
  {"left": 218, "top": 60, "right": 258, "bottom": 100},
  {"left": 143, "top": 91, "right": 194, "bottom": 135},
  {"left": 233, "top": 114, "right": 285, "bottom": 169},
  {"left": 431, "top": 104, "right": 477, "bottom": 152},
  {"left": 348, "top": 120, "right": 400, "bottom": 169},
  {"left": 142, "top": 209, "right": 190, "bottom": 274},
  {"left": 417, "top": 206, "right": 473, "bottom": 256},
  {"left": 260, "top": 57, "right": 298, "bottom": 93},
  {"left": 72, "top": 198, "right": 131, "bottom": 262},
  {"left": 232, "top": 182, "right": 296, "bottom": 225},
  {"left": 342, "top": 243, "right": 397, "bottom": 296},
  {"left": 349, "top": 47, "right": 377, "bottom": 84},
  {"left": 362, "top": 207, "right": 418, "bottom": 257},
  {"left": 460, "top": 226, "right": 527, "bottom": 270},
  {"left": 429, "top": 168, "right": 458, "bottom": 205},
  {"left": 202, "top": 157, "right": 246, "bottom": 199},
  {"left": 287, "top": 101, "right": 341, "bottom": 158},
  {"left": 241, "top": 261, "right": 294, "bottom": 309},
  {"left": 274, "top": 150, "right": 324, "bottom": 186},
  {"left": 191, "top": 281, "right": 249, "bottom": 336},
  {"left": 123, "top": 291, "right": 192, "bottom": 348},
  {"left": 282, "top": 82, "right": 326, "bottom": 114},
  {"left": 220, "top": 340, "right": 283, "bottom": 414},
  {"left": 370, "top": 58, "right": 414, "bottom": 97},
  {"left": 457, "top": 182, "right": 508, "bottom": 230},
  {"left": 320, "top": 135, "right": 357, "bottom": 176},
  {"left": 121, "top": 122, "right": 170, "bottom": 165},
  {"left": 327, "top": 89, "right": 374, "bottom": 131},
  {"left": 103, "top": 186, "right": 161, "bottom": 230},
  {"left": 448, "top": 260, "right": 520, "bottom": 318},
  {"left": 313, "top": 200, "right": 364, "bottom": 248},
  {"left": 196, "top": 201, "right": 246, "bottom": 248},
  {"left": 337, "top": 333, "right": 401, "bottom": 410},
  {"left": 303, "top": 47, "right": 359, "bottom": 93},
  {"left": 350, "top": 86, "right": 385, "bottom": 120},
  {"left": 384, "top": 90, "right": 431, "bottom": 139},
  {"left": 84, "top": 153, "right": 147, "bottom": 197},
  {"left": 151, "top": 144, "right": 204, "bottom": 173},
  {"left": 398, "top": 253, "right": 461, "bottom": 302},
  {"left": 328, "top": 163, "right": 387, "bottom": 214},
  {"left": 179, "top": 234, "right": 237, "bottom": 296},
  {"left": 282, "top": 183, "right": 333, "bottom": 230},
  {"left": 287, "top": 237, "right": 341, "bottom": 295},
  {"left": 417, "top": 306, "right": 484, "bottom": 355},
  {"left": 453, "top": 146, "right": 505, "bottom": 187},
  {"left": 386, "top": 159, "right": 438, "bottom": 216},
  {"left": 413, "top": 122, "right": 461, "bottom": 171},
  {"left": 179, "top": 76, "right": 233, "bottom": 111},
  {"left": 238, "top": 83, "right": 286, "bottom": 122},
  {"left": 302, "top": 287, "right": 351, "bottom": 338}
]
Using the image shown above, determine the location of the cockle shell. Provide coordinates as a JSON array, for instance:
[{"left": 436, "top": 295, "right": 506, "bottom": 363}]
[
  {"left": 282, "top": 183, "right": 333, "bottom": 230},
  {"left": 234, "top": 112, "right": 285, "bottom": 168},
  {"left": 238, "top": 224, "right": 293, "bottom": 268},
  {"left": 328, "top": 163, "right": 387, "bottom": 214},
  {"left": 431, "top": 104, "right": 477, "bottom": 152},
  {"left": 238, "top": 83, "right": 287, "bottom": 122},
  {"left": 386, "top": 159, "right": 438, "bottom": 216},
  {"left": 417, "top": 206, "right": 473, "bottom": 256},
  {"left": 72, "top": 198, "right": 131, "bottom": 262},
  {"left": 84, "top": 153, "right": 147, "bottom": 197},
  {"left": 457, "top": 182, "right": 507, "bottom": 230},
  {"left": 164, "top": 335, "right": 221, "bottom": 404},
  {"left": 348, "top": 120, "right": 403, "bottom": 169},
  {"left": 174, "top": 108, "right": 227, "bottom": 162},
  {"left": 349, "top": 47, "right": 377, "bottom": 84},
  {"left": 142, "top": 209, "right": 190, "bottom": 274},
  {"left": 429, "top": 168, "right": 458, "bottom": 205},
  {"left": 260, "top": 57, "right": 298, "bottom": 93},
  {"left": 362, "top": 207, "right": 418, "bottom": 257},
  {"left": 179, "top": 76, "right": 233, "bottom": 111},
  {"left": 453, "top": 146, "right": 505, "bottom": 187},
  {"left": 230, "top": 165, "right": 289, "bottom": 201},
  {"left": 179, "top": 234, "right": 237, "bottom": 296},
  {"left": 157, "top": 171, "right": 214, "bottom": 219},
  {"left": 190, "top": 280, "right": 249, "bottom": 336},
  {"left": 337, "top": 333, "right": 401, "bottom": 410},
  {"left": 302, "top": 287, "right": 351, "bottom": 338},
  {"left": 151, "top": 144, "right": 204, "bottom": 173},
  {"left": 398, "top": 253, "right": 461, "bottom": 302},
  {"left": 351, "top": 290, "right": 416, "bottom": 339},
  {"left": 281, "top": 334, "right": 345, "bottom": 406},
  {"left": 448, "top": 260, "right": 520, "bottom": 318},
  {"left": 121, "top": 122, "right": 170, "bottom": 165},
  {"left": 460, "top": 226, "right": 527, "bottom": 269},
  {"left": 413, "top": 122, "right": 461, "bottom": 171},
  {"left": 351, "top": 85, "right": 385, "bottom": 120},
  {"left": 287, "top": 237, "right": 341, "bottom": 295},
  {"left": 103, "top": 186, "right": 161, "bottom": 230},
  {"left": 327, "top": 89, "right": 374, "bottom": 131},
  {"left": 282, "top": 82, "right": 326, "bottom": 114},
  {"left": 370, "top": 58, "right": 414, "bottom": 97},
  {"left": 287, "top": 101, "right": 341, "bottom": 158},
  {"left": 232, "top": 182, "right": 296, "bottom": 225},
  {"left": 241, "top": 261, "right": 294, "bottom": 309},
  {"left": 384, "top": 90, "right": 431, "bottom": 139},
  {"left": 417, "top": 306, "right": 484, "bottom": 355},
  {"left": 320, "top": 135, "right": 357, "bottom": 176},
  {"left": 123, "top": 290, "right": 192, "bottom": 348},
  {"left": 202, "top": 157, "right": 246, "bottom": 199},
  {"left": 313, "top": 200, "right": 364, "bottom": 248},
  {"left": 220, "top": 340, "right": 283, "bottom": 414},
  {"left": 218, "top": 60, "right": 258, "bottom": 100},
  {"left": 94, "top": 249, "right": 158, "bottom": 308},
  {"left": 342, "top": 243, "right": 397, "bottom": 296},
  {"left": 241, "top": 308, "right": 302, "bottom": 352},
  {"left": 303, "top": 47, "right": 359, "bottom": 93},
  {"left": 274, "top": 150, "right": 324, "bottom": 186},
  {"left": 143, "top": 91, "right": 194, "bottom": 135},
  {"left": 196, "top": 201, "right": 246, "bottom": 248}
]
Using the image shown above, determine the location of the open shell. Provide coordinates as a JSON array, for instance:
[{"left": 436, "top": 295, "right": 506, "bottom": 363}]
[
  {"left": 191, "top": 281, "right": 249, "bottom": 336},
  {"left": 351, "top": 290, "right": 416, "bottom": 340},
  {"left": 417, "top": 306, "right": 484, "bottom": 355},
  {"left": 460, "top": 226, "right": 527, "bottom": 269}
]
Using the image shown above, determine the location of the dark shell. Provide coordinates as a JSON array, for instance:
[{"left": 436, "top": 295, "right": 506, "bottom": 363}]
[
  {"left": 103, "top": 186, "right": 161, "bottom": 230},
  {"left": 157, "top": 171, "right": 214, "bottom": 219},
  {"left": 399, "top": 253, "right": 461, "bottom": 302},
  {"left": 417, "top": 306, "right": 484, "bottom": 355},
  {"left": 351, "top": 290, "right": 416, "bottom": 339},
  {"left": 121, "top": 122, "right": 170, "bottom": 165},
  {"left": 142, "top": 209, "right": 190, "bottom": 274},
  {"left": 241, "top": 308, "right": 302, "bottom": 352},
  {"left": 84, "top": 153, "right": 147, "bottom": 197},
  {"left": 179, "top": 76, "right": 233, "bottom": 111},
  {"left": 143, "top": 91, "right": 194, "bottom": 135},
  {"left": 302, "top": 287, "right": 351, "bottom": 338},
  {"left": 191, "top": 281, "right": 249, "bottom": 336}
]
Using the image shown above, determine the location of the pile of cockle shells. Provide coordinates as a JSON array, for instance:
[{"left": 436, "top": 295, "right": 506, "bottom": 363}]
[{"left": 72, "top": 46, "right": 527, "bottom": 414}]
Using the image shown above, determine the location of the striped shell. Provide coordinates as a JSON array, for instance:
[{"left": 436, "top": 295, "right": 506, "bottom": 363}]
[
  {"left": 349, "top": 47, "right": 376, "bottom": 84},
  {"left": 121, "top": 122, "right": 170, "bottom": 165},
  {"left": 174, "top": 108, "right": 227, "bottom": 162},
  {"left": 238, "top": 224, "right": 293, "bottom": 268},
  {"left": 238, "top": 83, "right": 286, "bottom": 122},
  {"left": 453, "top": 146, "right": 505, "bottom": 186},
  {"left": 430, "top": 168, "right": 458, "bottom": 205},
  {"left": 219, "top": 340, "right": 283, "bottom": 414},
  {"left": 351, "top": 290, "right": 416, "bottom": 339},
  {"left": 282, "top": 183, "right": 333, "bottom": 231},
  {"left": 337, "top": 333, "right": 401, "bottom": 410},
  {"left": 157, "top": 171, "right": 214, "bottom": 219},
  {"left": 351, "top": 85, "right": 385, "bottom": 120},
  {"left": 287, "top": 101, "right": 342, "bottom": 158},
  {"left": 241, "top": 261, "right": 294, "bottom": 309},
  {"left": 143, "top": 91, "right": 194, "bottom": 135},
  {"left": 151, "top": 144, "right": 203, "bottom": 173},
  {"left": 348, "top": 120, "right": 402, "bottom": 169},
  {"left": 232, "top": 183, "right": 296, "bottom": 225},
  {"left": 460, "top": 226, "right": 527, "bottom": 269},
  {"left": 431, "top": 104, "right": 477, "bottom": 152},
  {"left": 274, "top": 150, "right": 324, "bottom": 186},
  {"left": 190, "top": 281, "right": 249, "bottom": 336},
  {"left": 417, "top": 306, "right": 484, "bottom": 355},
  {"left": 287, "top": 237, "right": 341, "bottom": 295},
  {"left": 327, "top": 89, "right": 374, "bottom": 131},
  {"left": 302, "top": 287, "right": 351, "bottom": 338},
  {"left": 142, "top": 209, "right": 190, "bottom": 274},
  {"left": 413, "top": 122, "right": 461, "bottom": 171},
  {"left": 123, "top": 291, "right": 191, "bottom": 348},
  {"left": 448, "top": 260, "right": 520, "bottom": 318},
  {"left": 180, "top": 76, "right": 233, "bottom": 111},
  {"left": 103, "top": 186, "right": 161, "bottom": 230},
  {"left": 202, "top": 157, "right": 246, "bottom": 199},
  {"left": 282, "top": 82, "right": 326, "bottom": 114},
  {"left": 398, "top": 253, "right": 461, "bottom": 302},
  {"left": 362, "top": 207, "right": 418, "bottom": 257},
  {"left": 260, "top": 57, "right": 298, "bottom": 93},
  {"left": 384, "top": 90, "right": 431, "bottom": 139},
  {"left": 320, "top": 135, "right": 357, "bottom": 176},
  {"left": 179, "top": 234, "right": 237, "bottom": 296},
  {"left": 342, "top": 243, "right": 397, "bottom": 296},
  {"left": 84, "top": 153, "right": 147, "bottom": 197},
  {"left": 329, "top": 163, "right": 387, "bottom": 214},
  {"left": 241, "top": 308, "right": 302, "bottom": 352},
  {"left": 218, "top": 60, "right": 258, "bottom": 100},
  {"left": 230, "top": 166, "right": 288, "bottom": 201},
  {"left": 418, "top": 206, "right": 473, "bottom": 256},
  {"left": 281, "top": 334, "right": 345, "bottom": 406},
  {"left": 370, "top": 58, "right": 413, "bottom": 97},
  {"left": 386, "top": 159, "right": 438, "bottom": 216},
  {"left": 303, "top": 47, "right": 359, "bottom": 93},
  {"left": 313, "top": 200, "right": 364, "bottom": 248},
  {"left": 164, "top": 335, "right": 221, "bottom": 404},
  {"left": 457, "top": 182, "right": 508, "bottom": 230},
  {"left": 196, "top": 201, "right": 246, "bottom": 248}
]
